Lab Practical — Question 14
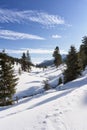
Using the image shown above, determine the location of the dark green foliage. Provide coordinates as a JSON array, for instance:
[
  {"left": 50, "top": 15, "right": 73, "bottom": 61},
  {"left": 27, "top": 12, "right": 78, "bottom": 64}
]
[
  {"left": 58, "top": 77, "right": 63, "bottom": 85},
  {"left": 0, "top": 53, "right": 18, "bottom": 106},
  {"left": 43, "top": 80, "right": 50, "bottom": 91},
  {"left": 0, "top": 50, "right": 34, "bottom": 69},
  {"left": 21, "top": 52, "right": 27, "bottom": 71},
  {"left": 21, "top": 51, "right": 31, "bottom": 72},
  {"left": 53, "top": 46, "right": 62, "bottom": 67},
  {"left": 26, "top": 50, "right": 32, "bottom": 72},
  {"left": 26, "top": 50, "right": 31, "bottom": 63},
  {"left": 64, "top": 46, "right": 81, "bottom": 84},
  {"left": 79, "top": 36, "right": 87, "bottom": 69}
]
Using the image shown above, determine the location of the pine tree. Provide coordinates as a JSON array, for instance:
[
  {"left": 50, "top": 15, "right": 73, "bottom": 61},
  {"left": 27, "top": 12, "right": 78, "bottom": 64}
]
[
  {"left": 79, "top": 36, "right": 87, "bottom": 69},
  {"left": 21, "top": 52, "right": 27, "bottom": 71},
  {"left": 0, "top": 53, "right": 18, "bottom": 106},
  {"left": 43, "top": 80, "right": 50, "bottom": 91},
  {"left": 58, "top": 77, "right": 63, "bottom": 85},
  {"left": 64, "top": 46, "right": 81, "bottom": 84},
  {"left": 53, "top": 46, "right": 62, "bottom": 67},
  {"left": 21, "top": 51, "right": 31, "bottom": 72},
  {"left": 26, "top": 50, "right": 31, "bottom": 72}
]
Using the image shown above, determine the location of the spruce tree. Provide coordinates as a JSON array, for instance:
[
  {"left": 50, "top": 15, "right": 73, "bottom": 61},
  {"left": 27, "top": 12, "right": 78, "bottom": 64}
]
[
  {"left": 21, "top": 51, "right": 31, "bottom": 72},
  {"left": 43, "top": 80, "right": 50, "bottom": 91},
  {"left": 0, "top": 53, "right": 18, "bottom": 106},
  {"left": 64, "top": 46, "right": 81, "bottom": 84},
  {"left": 79, "top": 36, "right": 87, "bottom": 69},
  {"left": 21, "top": 52, "right": 27, "bottom": 71},
  {"left": 26, "top": 50, "right": 31, "bottom": 72},
  {"left": 53, "top": 46, "right": 62, "bottom": 67},
  {"left": 58, "top": 77, "right": 63, "bottom": 85}
]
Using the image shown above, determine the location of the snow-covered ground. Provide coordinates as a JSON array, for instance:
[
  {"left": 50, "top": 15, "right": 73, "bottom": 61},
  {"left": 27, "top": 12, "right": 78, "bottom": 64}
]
[
  {"left": 0, "top": 64, "right": 87, "bottom": 130},
  {"left": 14, "top": 64, "right": 64, "bottom": 98}
]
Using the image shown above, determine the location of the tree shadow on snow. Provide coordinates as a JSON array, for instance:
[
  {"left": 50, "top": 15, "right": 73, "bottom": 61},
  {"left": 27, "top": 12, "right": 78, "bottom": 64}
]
[
  {"left": 27, "top": 76, "right": 87, "bottom": 110},
  {"left": 61, "top": 76, "right": 87, "bottom": 91},
  {"left": 25, "top": 81, "right": 40, "bottom": 84},
  {"left": 27, "top": 89, "right": 73, "bottom": 110}
]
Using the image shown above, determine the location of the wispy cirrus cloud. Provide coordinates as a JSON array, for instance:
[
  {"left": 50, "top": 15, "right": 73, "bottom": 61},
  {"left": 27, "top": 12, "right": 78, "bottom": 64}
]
[
  {"left": 0, "top": 9, "right": 65, "bottom": 26},
  {"left": 52, "top": 34, "right": 62, "bottom": 39},
  {"left": 0, "top": 29, "right": 45, "bottom": 40}
]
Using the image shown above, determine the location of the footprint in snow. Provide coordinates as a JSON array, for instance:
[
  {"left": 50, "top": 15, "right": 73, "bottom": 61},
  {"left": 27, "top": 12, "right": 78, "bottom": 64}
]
[
  {"left": 45, "top": 118, "right": 56, "bottom": 130},
  {"left": 55, "top": 108, "right": 59, "bottom": 111},
  {"left": 45, "top": 114, "right": 52, "bottom": 118},
  {"left": 53, "top": 113, "right": 59, "bottom": 117},
  {"left": 43, "top": 120, "right": 47, "bottom": 124},
  {"left": 59, "top": 111, "right": 63, "bottom": 114}
]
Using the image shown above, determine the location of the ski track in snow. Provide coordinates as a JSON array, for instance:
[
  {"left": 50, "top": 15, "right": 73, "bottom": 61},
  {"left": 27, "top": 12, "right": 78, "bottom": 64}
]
[{"left": 0, "top": 64, "right": 87, "bottom": 130}]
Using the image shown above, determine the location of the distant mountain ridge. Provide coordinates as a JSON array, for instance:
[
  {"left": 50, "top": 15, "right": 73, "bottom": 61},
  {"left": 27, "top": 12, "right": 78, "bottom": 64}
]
[
  {"left": 39, "top": 59, "right": 54, "bottom": 67},
  {"left": 39, "top": 54, "right": 67, "bottom": 67}
]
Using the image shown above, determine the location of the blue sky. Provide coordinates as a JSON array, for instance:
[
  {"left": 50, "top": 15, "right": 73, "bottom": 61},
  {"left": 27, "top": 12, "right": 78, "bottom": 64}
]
[{"left": 0, "top": 0, "right": 87, "bottom": 63}]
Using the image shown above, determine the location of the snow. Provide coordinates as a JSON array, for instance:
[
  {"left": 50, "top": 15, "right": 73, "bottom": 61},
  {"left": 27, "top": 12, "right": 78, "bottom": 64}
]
[
  {"left": 14, "top": 64, "right": 64, "bottom": 98},
  {"left": 0, "top": 64, "right": 87, "bottom": 130}
]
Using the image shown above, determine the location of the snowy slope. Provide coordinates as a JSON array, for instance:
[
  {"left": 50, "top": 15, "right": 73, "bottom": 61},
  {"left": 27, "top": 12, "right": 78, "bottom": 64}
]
[
  {"left": 14, "top": 64, "right": 64, "bottom": 99},
  {"left": 0, "top": 64, "right": 87, "bottom": 130}
]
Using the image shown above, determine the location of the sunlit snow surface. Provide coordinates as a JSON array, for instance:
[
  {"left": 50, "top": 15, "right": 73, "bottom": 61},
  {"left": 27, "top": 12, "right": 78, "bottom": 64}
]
[{"left": 0, "top": 64, "right": 87, "bottom": 130}]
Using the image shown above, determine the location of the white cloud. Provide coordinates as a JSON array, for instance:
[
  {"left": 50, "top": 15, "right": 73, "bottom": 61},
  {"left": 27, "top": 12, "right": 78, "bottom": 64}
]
[
  {"left": 60, "top": 49, "right": 67, "bottom": 54},
  {"left": 28, "top": 57, "right": 51, "bottom": 64},
  {"left": 0, "top": 48, "right": 52, "bottom": 64},
  {"left": 52, "top": 35, "right": 62, "bottom": 39},
  {"left": 0, "top": 48, "right": 67, "bottom": 55},
  {"left": 30, "top": 48, "right": 53, "bottom": 54},
  {"left": 2, "top": 48, "right": 53, "bottom": 54},
  {"left": 0, "top": 9, "right": 65, "bottom": 26},
  {"left": 0, "top": 29, "right": 45, "bottom": 40},
  {"left": 0, "top": 48, "right": 67, "bottom": 63}
]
